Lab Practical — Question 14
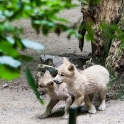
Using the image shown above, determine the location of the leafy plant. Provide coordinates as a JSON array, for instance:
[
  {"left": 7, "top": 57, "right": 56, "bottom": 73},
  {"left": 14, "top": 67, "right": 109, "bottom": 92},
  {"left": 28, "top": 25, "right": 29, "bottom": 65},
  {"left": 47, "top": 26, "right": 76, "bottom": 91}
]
[
  {"left": 0, "top": 0, "right": 82, "bottom": 80},
  {"left": 25, "top": 68, "right": 44, "bottom": 104},
  {"left": 0, "top": 0, "right": 83, "bottom": 108}
]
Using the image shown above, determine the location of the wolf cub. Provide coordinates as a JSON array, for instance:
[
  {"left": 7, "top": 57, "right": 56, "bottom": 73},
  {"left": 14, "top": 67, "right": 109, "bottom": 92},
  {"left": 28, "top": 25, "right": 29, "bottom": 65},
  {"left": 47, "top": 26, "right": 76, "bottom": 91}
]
[
  {"left": 37, "top": 70, "right": 73, "bottom": 118},
  {"left": 54, "top": 57, "right": 109, "bottom": 114}
]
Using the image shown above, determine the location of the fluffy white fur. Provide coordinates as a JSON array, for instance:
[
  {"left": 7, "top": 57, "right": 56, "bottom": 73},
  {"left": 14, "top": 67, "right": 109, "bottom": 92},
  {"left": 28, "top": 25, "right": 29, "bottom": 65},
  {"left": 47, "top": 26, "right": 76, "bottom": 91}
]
[
  {"left": 38, "top": 70, "right": 73, "bottom": 119},
  {"left": 54, "top": 57, "right": 109, "bottom": 113}
]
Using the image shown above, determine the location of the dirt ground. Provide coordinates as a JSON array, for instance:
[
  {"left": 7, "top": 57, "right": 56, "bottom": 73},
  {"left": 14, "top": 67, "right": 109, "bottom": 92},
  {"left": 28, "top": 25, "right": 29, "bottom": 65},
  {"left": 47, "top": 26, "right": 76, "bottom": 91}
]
[{"left": 0, "top": 1, "right": 124, "bottom": 124}]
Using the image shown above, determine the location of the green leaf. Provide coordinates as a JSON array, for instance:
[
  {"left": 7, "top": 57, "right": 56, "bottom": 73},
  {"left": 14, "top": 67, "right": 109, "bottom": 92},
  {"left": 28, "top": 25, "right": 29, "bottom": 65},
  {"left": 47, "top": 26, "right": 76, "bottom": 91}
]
[
  {"left": 0, "top": 65, "right": 20, "bottom": 80},
  {"left": 85, "top": 32, "right": 94, "bottom": 41},
  {"left": 6, "top": 37, "right": 15, "bottom": 44},
  {"left": 0, "top": 56, "right": 21, "bottom": 68},
  {"left": 33, "top": 20, "right": 55, "bottom": 27},
  {"left": 4, "top": 10, "right": 14, "bottom": 17},
  {"left": 18, "top": 55, "right": 33, "bottom": 62},
  {"left": 0, "top": 22, "right": 14, "bottom": 33},
  {"left": 0, "top": 41, "right": 18, "bottom": 57},
  {"left": 25, "top": 68, "right": 44, "bottom": 104},
  {"left": 42, "top": 26, "right": 49, "bottom": 35},
  {"left": 21, "top": 39, "right": 45, "bottom": 51},
  {"left": 120, "top": 42, "right": 124, "bottom": 49},
  {"left": 53, "top": 16, "right": 68, "bottom": 23},
  {"left": 0, "top": 10, "right": 5, "bottom": 19}
]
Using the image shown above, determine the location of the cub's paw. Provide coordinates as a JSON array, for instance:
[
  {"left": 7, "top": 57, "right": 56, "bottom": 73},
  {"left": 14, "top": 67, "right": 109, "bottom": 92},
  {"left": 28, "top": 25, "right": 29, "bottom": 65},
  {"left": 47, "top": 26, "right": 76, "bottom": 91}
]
[
  {"left": 62, "top": 114, "right": 69, "bottom": 119},
  {"left": 88, "top": 108, "right": 96, "bottom": 114},
  {"left": 71, "top": 104, "right": 78, "bottom": 108},
  {"left": 81, "top": 102, "right": 85, "bottom": 106},
  {"left": 58, "top": 104, "right": 65, "bottom": 110},
  {"left": 39, "top": 113, "right": 50, "bottom": 119},
  {"left": 98, "top": 104, "right": 106, "bottom": 111}
]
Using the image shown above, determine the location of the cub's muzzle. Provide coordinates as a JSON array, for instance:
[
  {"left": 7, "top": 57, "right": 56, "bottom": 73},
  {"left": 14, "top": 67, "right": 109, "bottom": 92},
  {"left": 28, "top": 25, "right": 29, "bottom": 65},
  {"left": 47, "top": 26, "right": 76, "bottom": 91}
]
[{"left": 53, "top": 79, "right": 62, "bottom": 84}]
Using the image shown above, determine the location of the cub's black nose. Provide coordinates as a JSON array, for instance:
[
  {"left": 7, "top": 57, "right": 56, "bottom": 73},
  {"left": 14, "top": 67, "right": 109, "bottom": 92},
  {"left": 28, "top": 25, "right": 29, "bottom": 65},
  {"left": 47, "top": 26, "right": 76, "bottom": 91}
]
[
  {"left": 53, "top": 79, "right": 58, "bottom": 83},
  {"left": 53, "top": 79, "right": 61, "bottom": 84}
]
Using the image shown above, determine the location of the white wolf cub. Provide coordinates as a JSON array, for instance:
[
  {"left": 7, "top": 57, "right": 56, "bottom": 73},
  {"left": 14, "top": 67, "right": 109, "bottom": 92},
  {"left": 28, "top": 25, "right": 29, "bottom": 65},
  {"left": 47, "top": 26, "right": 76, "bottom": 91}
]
[
  {"left": 54, "top": 57, "right": 109, "bottom": 114},
  {"left": 38, "top": 70, "right": 73, "bottom": 118}
]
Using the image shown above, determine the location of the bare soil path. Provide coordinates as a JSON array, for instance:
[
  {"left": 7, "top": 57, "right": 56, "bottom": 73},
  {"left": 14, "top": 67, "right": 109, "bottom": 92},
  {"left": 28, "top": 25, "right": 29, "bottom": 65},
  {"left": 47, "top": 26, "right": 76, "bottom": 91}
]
[{"left": 0, "top": 1, "right": 124, "bottom": 124}]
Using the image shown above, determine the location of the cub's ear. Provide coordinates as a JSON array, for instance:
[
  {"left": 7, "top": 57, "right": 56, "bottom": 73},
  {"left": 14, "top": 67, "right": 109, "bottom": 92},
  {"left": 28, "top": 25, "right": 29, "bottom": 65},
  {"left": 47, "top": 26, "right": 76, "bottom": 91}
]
[
  {"left": 63, "top": 57, "right": 70, "bottom": 64},
  {"left": 68, "top": 64, "right": 74, "bottom": 71},
  {"left": 44, "top": 70, "right": 51, "bottom": 77},
  {"left": 45, "top": 70, "right": 50, "bottom": 75},
  {"left": 47, "top": 81, "right": 54, "bottom": 86}
]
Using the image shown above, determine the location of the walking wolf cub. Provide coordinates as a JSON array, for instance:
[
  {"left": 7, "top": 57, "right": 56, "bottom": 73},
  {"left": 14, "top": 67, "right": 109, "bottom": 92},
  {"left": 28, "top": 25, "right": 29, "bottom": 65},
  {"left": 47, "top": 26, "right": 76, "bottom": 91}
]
[
  {"left": 54, "top": 57, "right": 109, "bottom": 114},
  {"left": 38, "top": 70, "right": 73, "bottom": 118}
]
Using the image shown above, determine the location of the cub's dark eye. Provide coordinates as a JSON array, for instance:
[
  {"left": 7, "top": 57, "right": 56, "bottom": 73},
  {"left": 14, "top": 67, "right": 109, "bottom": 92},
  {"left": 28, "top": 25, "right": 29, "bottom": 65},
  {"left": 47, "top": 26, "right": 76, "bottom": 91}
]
[
  {"left": 39, "top": 84, "right": 44, "bottom": 88},
  {"left": 60, "top": 73, "right": 64, "bottom": 76},
  {"left": 39, "top": 85, "right": 42, "bottom": 88}
]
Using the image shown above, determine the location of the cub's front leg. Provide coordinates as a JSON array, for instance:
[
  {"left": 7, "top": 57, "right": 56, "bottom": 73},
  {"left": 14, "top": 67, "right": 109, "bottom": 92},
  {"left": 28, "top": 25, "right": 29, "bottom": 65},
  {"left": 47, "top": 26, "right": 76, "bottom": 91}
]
[
  {"left": 40, "top": 99, "right": 59, "bottom": 118},
  {"left": 84, "top": 95, "right": 96, "bottom": 114},
  {"left": 71, "top": 95, "right": 84, "bottom": 107},
  {"left": 62, "top": 95, "right": 73, "bottom": 119}
]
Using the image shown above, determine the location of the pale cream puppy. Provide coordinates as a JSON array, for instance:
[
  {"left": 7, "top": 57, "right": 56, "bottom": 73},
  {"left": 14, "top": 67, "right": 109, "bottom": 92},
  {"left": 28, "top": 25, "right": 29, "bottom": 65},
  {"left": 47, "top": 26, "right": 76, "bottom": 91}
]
[
  {"left": 54, "top": 57, "right": 109, "bottom": 114},
  {"left": 38, "top": 70, "right": 73, "bottom": 118}
]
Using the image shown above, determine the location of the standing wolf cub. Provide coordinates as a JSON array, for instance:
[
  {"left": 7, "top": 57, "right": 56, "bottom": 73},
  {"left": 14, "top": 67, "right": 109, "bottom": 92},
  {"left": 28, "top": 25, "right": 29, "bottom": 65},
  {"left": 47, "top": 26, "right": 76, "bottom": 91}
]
[
  {"left": 37, "top": 70, "right": 73, "bottom": 118},
  {"left": 54, "top": 57, "right": 109, "bottom": 114}
]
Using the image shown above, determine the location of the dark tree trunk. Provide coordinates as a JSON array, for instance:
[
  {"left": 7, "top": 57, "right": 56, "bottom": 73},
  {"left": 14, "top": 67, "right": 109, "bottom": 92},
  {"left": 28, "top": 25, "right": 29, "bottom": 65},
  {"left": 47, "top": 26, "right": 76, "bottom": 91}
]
[
  {"left": 79, "top": 0, "right": 124, "bottom": 71},
  {"left": 78, "top": 0, "right": 124, "bottom": 95}
]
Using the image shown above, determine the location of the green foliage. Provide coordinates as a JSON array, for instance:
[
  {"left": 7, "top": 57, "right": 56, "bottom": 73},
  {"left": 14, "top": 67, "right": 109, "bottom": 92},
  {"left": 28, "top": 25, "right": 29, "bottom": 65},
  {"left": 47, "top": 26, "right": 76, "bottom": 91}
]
[
  {"left": 0, "top": 65, "right": 20, "bottom": 80},
  {"left": 107, "top": 71, "right": 124, "bottom": 100},
  {"left": 78, "top": 21, "right": 94, "bottom": 42},
  {"left": 85, "top": 23, "right": 94, "bottom": 42},
  {"left": 0, "top": 0, "right": 79, "bottom": 35},
  {"left": 108, "top": 74, "right": 116, "bottom": 90},
  {"left": 99, "top": 23, "right": 124, "bottom": 43},
  {"left": 25, "top": 68, "right": 44, "bottom": 104},
  {"left": 112, "top": 75, "right": 124, "bottom": 100},
  {"left": 114, "top": 87, "right": 124, "bottom": 100},
  {"left": 81, "top": 0, "right": 100, "bottom": 5},
  {"left": 0, "top": 0, "right": 82, "bottom": 80},
  {"left": 98, "top": 23, "right": 124, "bottom": 56}
]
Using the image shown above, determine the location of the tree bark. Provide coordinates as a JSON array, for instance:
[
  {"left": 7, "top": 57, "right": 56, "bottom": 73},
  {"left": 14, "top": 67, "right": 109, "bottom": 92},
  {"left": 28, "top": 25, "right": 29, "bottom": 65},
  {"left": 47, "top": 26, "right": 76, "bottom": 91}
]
[
  {"left": 106, "top": 13, "right": 124, "bottom": 76},
  {"left": 78, "top": 0, "right": 124, "bottom": 94},
  {"left": 79, "top": 0, "right": 124, "bottom": 69}
]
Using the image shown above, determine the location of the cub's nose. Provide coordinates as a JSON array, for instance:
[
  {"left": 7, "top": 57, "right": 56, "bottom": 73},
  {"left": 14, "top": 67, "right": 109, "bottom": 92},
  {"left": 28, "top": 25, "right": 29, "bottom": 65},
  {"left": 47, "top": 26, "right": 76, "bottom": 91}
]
[{"left": 53, "top": 79, "right": 61, "bottom": 84}]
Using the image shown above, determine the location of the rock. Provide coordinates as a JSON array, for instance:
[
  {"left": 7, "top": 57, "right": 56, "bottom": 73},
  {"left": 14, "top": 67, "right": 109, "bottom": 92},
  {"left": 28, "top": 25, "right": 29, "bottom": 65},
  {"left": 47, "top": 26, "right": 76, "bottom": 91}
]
[
  {"left": 37, "top": 64, "right": 58, "bottom": 77},
  {"left": 2, "top": 84, "right": 9, "bottom": 88},
  {"left": 35, "top": 63, "right": 58, "bottom": 86},
  {"left": 121, "top": 95, "right": 124, "bottom": 100},
  {"left": 40, "top": 55, "right": 63, "bottom": 67},
  {"left": 40, "top": 54, "right": 89, "bottom": 69}
]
